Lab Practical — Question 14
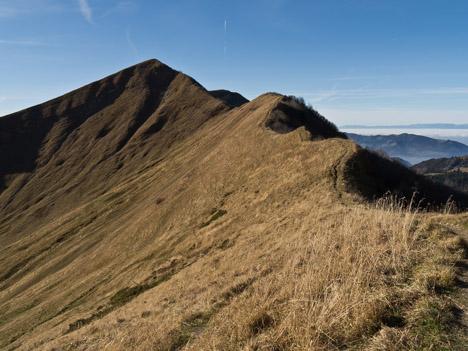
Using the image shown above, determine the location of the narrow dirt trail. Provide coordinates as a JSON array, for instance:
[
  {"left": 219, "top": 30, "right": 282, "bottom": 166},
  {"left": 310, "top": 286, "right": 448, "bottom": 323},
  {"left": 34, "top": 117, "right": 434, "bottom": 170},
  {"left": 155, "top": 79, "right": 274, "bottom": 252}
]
[
  {"left": 330, "top": 139, "right": 353, "bottom": 202},
  {"left": 452, "top": 227, "right": 468, "bottom": 332},
  {"left": 442, "top": 224, "right": 468, "bottom": 338}
]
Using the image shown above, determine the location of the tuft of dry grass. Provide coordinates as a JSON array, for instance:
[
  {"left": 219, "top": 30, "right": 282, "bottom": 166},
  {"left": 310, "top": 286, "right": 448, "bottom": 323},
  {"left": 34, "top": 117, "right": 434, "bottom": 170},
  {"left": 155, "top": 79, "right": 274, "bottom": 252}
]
[
  {"left": 262, "top": 196, "right": 422, "bottom": 350},
  {"left": 180, "top": 197, "right": 467, "bottom": 351}
]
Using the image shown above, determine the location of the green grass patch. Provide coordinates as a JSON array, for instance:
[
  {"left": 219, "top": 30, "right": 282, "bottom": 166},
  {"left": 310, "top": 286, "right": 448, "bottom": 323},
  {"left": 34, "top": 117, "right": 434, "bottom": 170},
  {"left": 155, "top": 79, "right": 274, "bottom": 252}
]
[
  {"left": 248, "top": 311, "right": 274, "bottom": 336},
  {"left": 104, "top": 189, "right": 126, "bottom": 203},
  {"left": 217, "top": 238, "right": 234, "bottom": 250},
  {"left": 67, "top": 272, "right": 174, "bottom": 333},
  {"left": 221, "top": 278, "right": 255, "bottom": 300},
  {"left": 162, "top": 329, "right": 192, "bottom": 351},
  {"left": 56, "top": 286, "right": 97, "bottom": 317},
  {"left": 159, "top": 311, "right": 215, "bottom": 351},
  {"left": 199, "top": 209, "right": 227, "bottom": 228},
  {"left": 407, "top": 298, "right": 456, "bottom": 350},
  {"left": 110, "top": 285, "right": 146, "bottom": 308},
  {"left": 182, "top": 311, "right": 212, "bottom": 328},
  {"left": 223, "top": 191, "right": 233, "bottom": 198},
  {"left": 0, "top": 300, "right": 40, "bottom": 328}
]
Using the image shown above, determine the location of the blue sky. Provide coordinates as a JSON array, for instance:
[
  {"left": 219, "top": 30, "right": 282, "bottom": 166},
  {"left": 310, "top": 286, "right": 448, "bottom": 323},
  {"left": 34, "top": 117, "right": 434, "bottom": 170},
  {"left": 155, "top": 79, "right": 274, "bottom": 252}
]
[{"left": 1, "top": 0, "right": 468, "bottom": 125}]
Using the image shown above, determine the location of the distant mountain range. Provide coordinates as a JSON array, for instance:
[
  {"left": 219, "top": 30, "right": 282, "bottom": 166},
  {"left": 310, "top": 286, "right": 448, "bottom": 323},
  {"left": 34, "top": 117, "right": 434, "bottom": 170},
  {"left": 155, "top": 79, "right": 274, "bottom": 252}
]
[
  {"left": 341, "top": 123, "right": 468, "bottom": 129},
  {"left": 346, "top": 133, "right": 468, "bottom": 165}
]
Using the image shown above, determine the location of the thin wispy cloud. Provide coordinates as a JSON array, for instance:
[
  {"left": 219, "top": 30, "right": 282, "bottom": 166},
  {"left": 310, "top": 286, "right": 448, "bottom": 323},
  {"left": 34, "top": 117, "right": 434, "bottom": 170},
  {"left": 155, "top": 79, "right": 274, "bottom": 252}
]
[
  {"left": 300, "top": 87, "right": 468, "bottom": 104},
  {"left": 320, "top": 108, "right": 468, "bottom": 126},
  {"left": 0, "top": 39, "right": 44, "bottom": 46},
  {"left": 224, "top": 19, "right": 227, "bottom": 56},
  {"left": 329, "top": 72, "right": 468, "bottom": 82},
  {"left": 0, "top": 1, "right": 65, "bottom": 18},
  {"left": 328, "top": 76, "right": 374, "bottom": 81},
  {"left": 102, "top": 1, "right": 138, "bottom": 17},
  {"left": 0, "top": 5, "right": 16, "bottom": 17},
  {"left": 126, "top": 27, "right": 138, "bottom": 56},
  {"left": 415, "top": 88, "right": 468, "bottom": 95},
  {"left": 305, "top": 83, "right": 340, "bottom": 103},
  {"left": 78, "top": 0, "right": 92, "bottom": 23},
  {"left": 326, "top": 80, "right": 386, "bottom": 102}
]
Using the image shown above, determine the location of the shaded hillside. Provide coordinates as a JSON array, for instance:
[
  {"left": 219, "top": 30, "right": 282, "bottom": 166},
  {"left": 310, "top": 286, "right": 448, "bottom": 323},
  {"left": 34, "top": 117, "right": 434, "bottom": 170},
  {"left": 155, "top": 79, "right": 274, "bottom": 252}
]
[
  {"left": 1, "top": 59, "right": 468, "bottom": 351},
  {"left": 412, "top": 155, "right": 468, "bottom": 194},
  {"left": 0, "top": 59, "right": 231, "bottom": 245},
  {"left": 412, "top": 155, "right": 468, "bottom": 174},
  {"left": 423, "top": 171, "right": 468, "bottom": 194},
  {"left": 345, "top": 148, "right": 468, "bottom": 209},
  {"left": 346, "top": 132, "right": 468, "bottom": 164},
  {"left": 208, "top": 89, "right": 249, "bottom": 107}
]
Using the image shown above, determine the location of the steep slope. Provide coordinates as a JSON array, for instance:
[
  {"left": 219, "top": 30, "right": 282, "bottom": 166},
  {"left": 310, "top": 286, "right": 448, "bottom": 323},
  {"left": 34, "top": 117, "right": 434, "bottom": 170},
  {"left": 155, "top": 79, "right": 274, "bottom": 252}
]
[
  {"left": 346, "top": 132, "right": 468, "bottom": 164},
  {"left": 0, "top": 88, "right": 351, "bottom": 350},
  {"left": 208, "top": 89, "right": 249, "bottom": 107},
  {"left": 1, "top": 60, "right": 468, "bottom": 350},
  {"left": 0, "top": 59, "right": 230, "bottom": 246}
]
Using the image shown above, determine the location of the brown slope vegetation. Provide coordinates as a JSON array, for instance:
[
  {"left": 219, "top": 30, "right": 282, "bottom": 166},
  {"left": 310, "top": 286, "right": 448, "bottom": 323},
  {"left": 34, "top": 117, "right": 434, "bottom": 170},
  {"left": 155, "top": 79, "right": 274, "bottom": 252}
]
[
  {"left": 411, "top": 155, "right": 468, "bottom": 194},
  {"left": 0, "top": 59, "right": 229, "bottom": 246},
  {"left": 346, "top": 149, "right": 468, "bottom": 208},
  {"left": 412, "top": 155, "right": 468, "bottom": 175},
  {"left": 0, "top": 60, "right": 468, "bottom": 350}
]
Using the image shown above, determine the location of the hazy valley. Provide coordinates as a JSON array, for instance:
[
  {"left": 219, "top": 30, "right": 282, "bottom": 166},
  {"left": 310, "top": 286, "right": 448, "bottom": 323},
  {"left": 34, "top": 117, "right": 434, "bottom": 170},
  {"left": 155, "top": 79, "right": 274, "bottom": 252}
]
[{"left": 346, "top": 133, "right": 468, "bottom": 165}]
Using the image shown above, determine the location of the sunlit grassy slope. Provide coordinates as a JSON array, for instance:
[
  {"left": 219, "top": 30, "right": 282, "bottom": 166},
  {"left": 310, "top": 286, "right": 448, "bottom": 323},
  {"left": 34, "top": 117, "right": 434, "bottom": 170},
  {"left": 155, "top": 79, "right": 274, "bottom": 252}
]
[{"left": 0, "top": 60, "right": 467, "bottom": 350}]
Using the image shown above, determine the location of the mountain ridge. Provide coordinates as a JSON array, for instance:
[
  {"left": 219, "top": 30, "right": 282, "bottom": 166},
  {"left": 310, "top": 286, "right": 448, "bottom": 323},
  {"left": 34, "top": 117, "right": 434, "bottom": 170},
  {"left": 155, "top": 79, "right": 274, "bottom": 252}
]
[
  {"left": 207, "top": 89, "right": 249, "bottom": 107},
  {"left": 1, "top": 59, "right": 468, "bottom": 350},
  {"left": 0, "top": 59, "right": 232, "bottom": 244}
]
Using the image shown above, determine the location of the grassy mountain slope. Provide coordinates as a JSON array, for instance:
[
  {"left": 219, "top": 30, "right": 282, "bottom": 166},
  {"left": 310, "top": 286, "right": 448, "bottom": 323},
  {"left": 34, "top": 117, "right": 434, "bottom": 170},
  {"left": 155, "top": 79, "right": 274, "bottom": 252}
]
[
  {"left": 1, "top": 60, "right": 467, "bottom": 350},
  {"left": 412, "top": 155, "right": 468, "bottom": 175},
  {"left": 0, "top": 59, "right": 229, "bottom": 247},
  {"left": 412, "top": 155, "right": 468, "bottom": 194}
]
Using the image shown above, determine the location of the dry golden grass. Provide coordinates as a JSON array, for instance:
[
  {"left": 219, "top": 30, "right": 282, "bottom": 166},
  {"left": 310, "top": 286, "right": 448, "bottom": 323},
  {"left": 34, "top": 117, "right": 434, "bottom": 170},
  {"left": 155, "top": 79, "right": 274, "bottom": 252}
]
[
  {"left": 22, "top": 196, "right": 464, "bottom": 351},
  {"left": 1, "top": 61, "right": 467, "bottom": 350}
]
